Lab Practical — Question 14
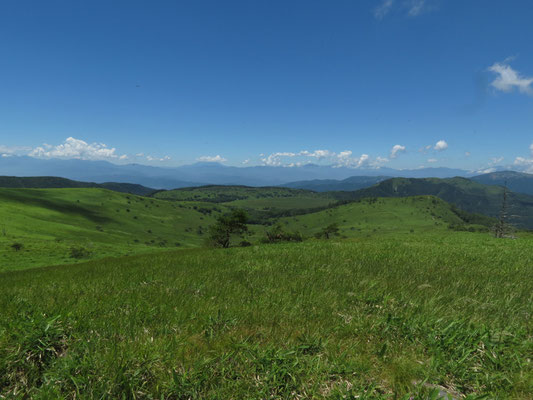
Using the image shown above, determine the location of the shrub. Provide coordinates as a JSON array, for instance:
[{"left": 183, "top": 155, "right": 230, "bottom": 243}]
[
  {"left": 263, "top": 224, "right": 302, "bottom": 244},
  {"left": 11, "top": 243, "right": 23, "bottom": 252},
  {"left": 69, "top": 246, "right": 91, "bottom": 259}
]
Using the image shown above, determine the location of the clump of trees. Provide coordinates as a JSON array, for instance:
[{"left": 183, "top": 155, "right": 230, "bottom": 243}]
[
  {"left": 262, "top": 223, "right": 302, "bottom": 244},
  {"left": 207, "top": 209, "right": 249, "bottom": 248}
]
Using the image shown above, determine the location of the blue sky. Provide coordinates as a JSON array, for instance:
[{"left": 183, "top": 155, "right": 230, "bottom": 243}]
[{"left": 1, "top": 0, "right": 533, "bottom": 172}]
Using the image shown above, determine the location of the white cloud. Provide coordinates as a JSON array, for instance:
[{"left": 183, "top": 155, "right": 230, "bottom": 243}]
[
  {"left": 488, "top": 60, "right": 533, "bottom": 95},
  {"left": 465, "top": 151, "right": 471, "bottom": 157},
  {"left": 197, "top": 155, "right": 227, "bottom": 163},
  {"left": 29, "top": 137, "right": 123, "bottom": 161},
  {"left": 512, "top": 142, "right": 533, "bottom": 173},
  {"left": 407, "top": 0, "right": 426, "bottom": 16},
  {"left": 242, "top": 159, "right": 250, "bottom": 165},
  {"left": 434, "top": 140, "right": 448, "bottom": 151},
  {"left": 260, "top": 149, "right": 373, "bottom": 168},
  {"left": 374, "top": 0, "right": 394, "bottom": 20},
  {"left": 427, "top": 158, "right": 437, "bottom": 163},
  {"left": 389, "top": 144, "right": 406, "bottom": 159}
]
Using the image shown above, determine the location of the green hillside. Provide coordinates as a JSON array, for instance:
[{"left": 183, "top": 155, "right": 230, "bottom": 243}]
[
  {"left": 1, "top": 236, "right": 531, "bottom": 398},
  {"left": 0, "top": 176, "right": 155, "bottom": 196},
  {"left": 271, "top": 196, "right": 493, "bottom": 240},
  {"left": 340, "top": 177, "right": 533, "bottom": 229},
  {"left": 0, "top": 188, "right": 225, "bottom": 271}
]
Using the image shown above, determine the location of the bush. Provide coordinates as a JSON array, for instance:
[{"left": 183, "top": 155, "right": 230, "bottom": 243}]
[
  {"left": 11, "top": 243, "right": 23, "bottom": 252},
  {"left": 263, "top": 224, "right": 302, "bottom": 244},
  {"left": 69, "top": 246, "right": 91, "bottom": 259}
]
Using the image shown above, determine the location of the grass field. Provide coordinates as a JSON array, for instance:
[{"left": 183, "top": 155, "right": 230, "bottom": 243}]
[
  {"left": 1, "top": 185, "right": 531, "bottom": 398},
  {"left": 0, "top": 188, "right": 226, "bottom": 271},
  {"left": 1, "top": 234, "right": 531, "bottom": 398}
]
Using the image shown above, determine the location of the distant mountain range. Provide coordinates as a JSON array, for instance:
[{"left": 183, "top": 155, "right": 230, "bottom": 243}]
[{"left": 0, "top": 155, "right": 479, "bottom": 188}]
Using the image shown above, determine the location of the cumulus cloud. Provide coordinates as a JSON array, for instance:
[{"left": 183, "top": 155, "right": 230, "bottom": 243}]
[
  {"left": 374, "top": 0, "right": 394, "bottom": 19},
  {"left": 197, "top": 155, "right": 227, "bottom": 163},
  {"left": 434, "top": 140, "right": 448, "bottom": 151},
  {"left": 389, "top": 144, "right": 406, "bottom": 159},
  {"left": 488, "top": 60, "right": 533, "bottom": 95},
  {"left": 29, "top": 137, "right": 124, "bottom": 161}
]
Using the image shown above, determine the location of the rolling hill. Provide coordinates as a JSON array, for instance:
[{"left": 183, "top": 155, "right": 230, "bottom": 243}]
[
  {"left": 0, "top": 176, "right": 156, "bottom": 196},
  {"left": 339, "top": 177, "right": 533, "bottom": 229},
  {"left": 0, "top": 188, "right": 227, "bottom": 271}
]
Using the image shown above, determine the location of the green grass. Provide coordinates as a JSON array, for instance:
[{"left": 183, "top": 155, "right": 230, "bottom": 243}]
[
  {"left": 1, "top": 234, "right": 531, "bottom": 398},
  {"left": 0, "top": 188, "right": 225, "bottom": 271}
]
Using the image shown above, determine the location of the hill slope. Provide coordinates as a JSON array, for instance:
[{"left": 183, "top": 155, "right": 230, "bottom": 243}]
[
  {"left": 341, "top": 177, "right": 533, "bottom": 229},
  {"left": 0, "top": 176, "right": 155, "bottom": 196},
  {"left": 0, "top": 188, "right": 225, "bottom": 271},
  {"left": 272, "top": 196, "right": 493, "bottom": 240}
]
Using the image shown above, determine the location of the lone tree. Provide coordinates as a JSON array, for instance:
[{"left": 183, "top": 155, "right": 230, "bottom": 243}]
[
  {"left": 316, "top": 223, "right": 339, "bottom": 239},
  {"left": 207, "top": 209, "right": 249, "bottom": 248},
  {"left": 493, "top": 182, "right": 514, "bottom": 238}
]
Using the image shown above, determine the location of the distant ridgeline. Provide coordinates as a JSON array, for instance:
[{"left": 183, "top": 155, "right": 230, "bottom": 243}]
[{"left": 0, "top": 176, "right": 155, "bottom": 196}]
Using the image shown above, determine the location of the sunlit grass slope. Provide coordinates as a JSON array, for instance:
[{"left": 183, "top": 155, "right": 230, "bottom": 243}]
[
  {"left": 0, "top": 188, "right": 224, "bottom": 271},
  {"left": 273, "top": 196, "right": 489, "bottom": 239},
  {"left": 1, "top": 235, "right": 531, "bottom": 398}
]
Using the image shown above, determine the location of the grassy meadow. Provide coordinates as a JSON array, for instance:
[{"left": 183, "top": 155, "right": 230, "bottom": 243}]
[
  {"left": 0, "top": 185, "right": 532, "bottom": 398},
  {"left": 1, "top": 235, "right": 532, "bottom": 398}
]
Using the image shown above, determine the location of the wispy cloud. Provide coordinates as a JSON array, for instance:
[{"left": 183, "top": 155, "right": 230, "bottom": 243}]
[
  {"left": 488, "top": 59, "right": 533, "bottom": 95},
  {"left": 406, "top": 0, "right": 426, "bottom": 16},
  {"left": 427, "top": 158, "right": 437, "bottom": 163},
  {"left": 197, "top": 155, "right": 227, "bottom": 163},
  {"left": 374, "top": 0, "right": 394, "bottom": 20}
]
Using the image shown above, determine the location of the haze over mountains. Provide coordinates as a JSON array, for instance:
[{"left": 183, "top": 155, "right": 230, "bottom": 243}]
[{"left": 0, "top": 155, "right": 500, "bottom": 188}]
